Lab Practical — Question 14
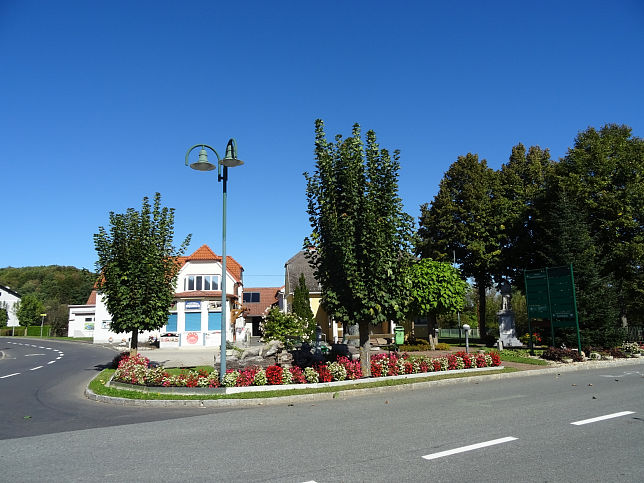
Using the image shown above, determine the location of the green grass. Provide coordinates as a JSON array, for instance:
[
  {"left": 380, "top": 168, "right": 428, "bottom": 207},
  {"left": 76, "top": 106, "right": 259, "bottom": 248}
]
[
  {"left": 495, "top": 350, "right": 548, "bottom": 365},
  {"left": 88, "top": 367, "right": 518, "bottom": 400}
]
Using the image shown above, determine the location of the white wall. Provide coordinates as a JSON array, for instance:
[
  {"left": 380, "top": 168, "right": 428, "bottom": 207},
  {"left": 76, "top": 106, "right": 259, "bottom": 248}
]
[
  {"left": 0, "top": 287, "right": 20, "bottom": 327},
  {"left": 67, "top": 305, "right": 96, "bottom": 338}
]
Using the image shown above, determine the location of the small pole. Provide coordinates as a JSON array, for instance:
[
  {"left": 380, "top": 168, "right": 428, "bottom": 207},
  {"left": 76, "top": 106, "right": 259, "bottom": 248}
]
[{"left": 463, "top": 324, "right": 471, "bottom": 353}]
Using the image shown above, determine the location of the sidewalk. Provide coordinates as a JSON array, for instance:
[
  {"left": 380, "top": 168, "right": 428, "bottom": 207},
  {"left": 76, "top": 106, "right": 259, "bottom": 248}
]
[{"left": 138, "top": 347, "right": 217, "bottom": 368}]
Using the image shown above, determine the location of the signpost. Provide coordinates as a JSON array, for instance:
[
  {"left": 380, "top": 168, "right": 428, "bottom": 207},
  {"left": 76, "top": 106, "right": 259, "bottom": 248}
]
[{"left": 524, "top": 264, "right": 581, "bottom": 354}]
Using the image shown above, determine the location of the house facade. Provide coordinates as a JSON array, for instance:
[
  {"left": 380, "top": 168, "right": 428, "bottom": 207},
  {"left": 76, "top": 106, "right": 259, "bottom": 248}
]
[
  {"left": 242, "top": 286, "right": 283, "bottom": 336},
  {"left": 68, "top": 244, "right": 245, "bottom": 348},
  {"left": 284, "top": 250, "right": 341, "bottom": 343},
  {"left": 0, "top": 284, "right": 21, "bottom": 327}
]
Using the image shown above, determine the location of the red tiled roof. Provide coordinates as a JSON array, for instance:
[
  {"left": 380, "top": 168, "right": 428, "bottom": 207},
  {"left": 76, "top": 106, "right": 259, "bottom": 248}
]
[
  {"left": 242, "top": 287, "right": 281, "bottom": 317},
  {"left": 86, "top": 290, "right": 97, "bottom": 305},
  {"left": 177, "top": 244, "right": 243, "bottom": 282}
]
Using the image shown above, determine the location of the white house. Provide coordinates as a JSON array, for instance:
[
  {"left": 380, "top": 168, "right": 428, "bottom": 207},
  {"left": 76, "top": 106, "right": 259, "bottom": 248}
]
[
  {"left": 0, "top": 284, "right": 21, "bottom": 327},
  {"left": 68, "top": 244, "right": 245, "bottom": 348}
]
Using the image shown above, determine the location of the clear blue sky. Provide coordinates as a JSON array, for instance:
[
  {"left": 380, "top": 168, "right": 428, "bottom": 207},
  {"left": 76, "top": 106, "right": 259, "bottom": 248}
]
[{"left": 1, "top": 0, "right": 643, "bottom": 288}]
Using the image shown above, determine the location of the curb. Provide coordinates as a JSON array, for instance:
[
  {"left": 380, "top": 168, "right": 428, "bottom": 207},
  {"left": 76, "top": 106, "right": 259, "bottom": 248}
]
[{"left": 85, "top": 358, "right": 644, "bottom": 408}]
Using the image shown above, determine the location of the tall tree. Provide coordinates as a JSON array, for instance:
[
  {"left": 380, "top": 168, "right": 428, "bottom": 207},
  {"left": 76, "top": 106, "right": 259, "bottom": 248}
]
[
  {"left": 406, "top": 258, "right": 468, "bottom": 332},
  {"left": 499, "top": 144, "right": 554, "bottom": 288},
  {"left": 417, "top": 153, "right": 504, "bottom": 339},
  {"left": 292, "top": 273, "right": 315, "bottom": 340},
  {"left": 15, "top": 293, "right": 46, "bottom": 328},
  {"left": 534, "top": 181, "right": 619, "bottom": 345},
  {"left": 305, "top": 120, "right": 414, "bottom": 376},
  {"left": 94, "top": 193, "right": 191, "bottom": 354},
  {"left": 556, "top": 124, "right": 644, "bottom": 326}
]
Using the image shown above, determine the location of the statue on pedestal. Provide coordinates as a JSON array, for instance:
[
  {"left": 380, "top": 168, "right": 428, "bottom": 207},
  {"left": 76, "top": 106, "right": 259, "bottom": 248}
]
[{"left": 496, "top": 279, "right": 523, "bottom": 348}]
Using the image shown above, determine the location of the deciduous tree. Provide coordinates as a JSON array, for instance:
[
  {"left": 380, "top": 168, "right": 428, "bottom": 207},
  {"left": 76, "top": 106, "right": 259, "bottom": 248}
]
[
  {"left": 417, "top": 153, "right": 504, "bottom": 338},
  {"left": 94, "top": 193, "right": 191, "bottom": 354},
  {"left": 305, "top": 120, "right": 414, "bottom": 376},
  {"left": 406, "top": 258, "right": 468, "bottom": 332},
  {"left": 15, "top": 293, "right": 45, "bottom": 328}
]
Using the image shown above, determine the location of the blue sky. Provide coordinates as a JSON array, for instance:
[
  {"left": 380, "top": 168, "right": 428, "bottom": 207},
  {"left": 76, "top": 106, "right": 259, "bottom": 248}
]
[{"left": 1, "top": 0, "right": 643, "bottom": 288}]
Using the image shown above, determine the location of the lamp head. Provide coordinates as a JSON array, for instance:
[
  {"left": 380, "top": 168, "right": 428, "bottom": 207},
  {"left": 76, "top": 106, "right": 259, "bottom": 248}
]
[
  {"left": 220, "top": 139, "right": 244, "bottom": 168},
  {"left": 190, "top": 146, "right": 217, "bottom": 171}
]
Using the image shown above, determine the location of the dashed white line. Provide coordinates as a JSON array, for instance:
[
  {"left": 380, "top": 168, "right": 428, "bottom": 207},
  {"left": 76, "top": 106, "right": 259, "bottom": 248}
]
[
  {"left": 423, "top": 437, "right": 518, "bottom": 460},
  {"left": 571, "top": 411, "right": 635, "bottom": 426},
  {"left": 30, "top": 366, "right": 44, "bottom": 371},
  {"left": 56, "top": 357, "right": 62, "bottom": 360},
  {"left": 1, "top": 373, "right": 21, "bottom": 379},
  {"left": 47, "top": 360, "right": 56, "bottom": 364}
]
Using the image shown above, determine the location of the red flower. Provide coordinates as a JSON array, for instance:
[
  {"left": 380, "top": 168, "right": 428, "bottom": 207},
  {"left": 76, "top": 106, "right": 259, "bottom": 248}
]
[{"left": 265, "top": 365, "right": 283, "bottom": 385}]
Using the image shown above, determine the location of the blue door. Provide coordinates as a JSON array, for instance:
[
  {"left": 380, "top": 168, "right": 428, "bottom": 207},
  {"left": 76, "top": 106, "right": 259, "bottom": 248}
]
[
  {"left": 185, "top": 312, "right": 201, "bottom": 331},
  {"left": 208, "top": 312, "right": 221, "bottom": 331},
  {"left": 166, "top": 313, "right": 177, "bottom": 332}
]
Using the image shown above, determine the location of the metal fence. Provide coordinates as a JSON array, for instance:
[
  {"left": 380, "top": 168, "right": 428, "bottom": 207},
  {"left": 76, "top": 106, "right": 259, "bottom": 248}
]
[
  {"left": 439, "top": 328, "right": 480, "bottom": 338},
  {"left": 627, "top": 326, "right": 643, "bottom": 341}
]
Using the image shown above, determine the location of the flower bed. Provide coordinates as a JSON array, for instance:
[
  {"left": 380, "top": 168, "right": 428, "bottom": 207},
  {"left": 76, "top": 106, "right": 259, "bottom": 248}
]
[{"left": 112, "top": 351, "right": 502, "bottom": 389}]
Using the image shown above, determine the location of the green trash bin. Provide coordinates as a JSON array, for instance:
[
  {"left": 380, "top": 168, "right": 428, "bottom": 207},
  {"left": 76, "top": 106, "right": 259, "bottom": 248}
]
[{"left": 394, "top": 326, "right": 405, "bottom": 345}]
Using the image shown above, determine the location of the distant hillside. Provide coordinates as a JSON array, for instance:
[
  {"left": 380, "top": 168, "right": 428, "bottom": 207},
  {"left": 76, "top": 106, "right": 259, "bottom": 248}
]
[{"left": 0, "top": 266, "right": 96, "bottom": 334}]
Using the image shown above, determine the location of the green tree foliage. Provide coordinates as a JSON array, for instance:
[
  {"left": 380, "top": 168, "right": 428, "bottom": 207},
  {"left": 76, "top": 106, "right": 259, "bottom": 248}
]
[
  {"left": 304, "top": 120, "right": 414, "bottom": 376},
  {"left": 261, "top": 307, "right": 314, "bottom": 346},
  {"left": 0, "top": 302, "right": 8, "bottom": 327},
  {"left": 292, "top": 273, "right": 315, "bottom": 339},
  {"left": 94, "top": 193, "right": 191, "bottom": 353},
  {"left": 556, "top": 124, "right": 644, "bottom": 326},
  {"left": 0, "top": 266, "right": 96, "bottom": 335},
  {"left": 417, "top": 153, "right": 504, "bottom": 338},
  {"left": 15, "top": 294, "right": 46, "bottom": 327},
  {"left": 533, "top": 180, "right": 620, "bottom": 346},
  {"left": 499, "top": 144, "right": 554, "bottom": 287},
  {"left": 406, "top": 259, "right": 468, "bottom": 330}
]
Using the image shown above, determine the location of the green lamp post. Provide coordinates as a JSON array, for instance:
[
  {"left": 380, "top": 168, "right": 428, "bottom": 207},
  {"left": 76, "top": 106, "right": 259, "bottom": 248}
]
[{"left": 185, "top": 139, "right": 244, "bottom": 381}]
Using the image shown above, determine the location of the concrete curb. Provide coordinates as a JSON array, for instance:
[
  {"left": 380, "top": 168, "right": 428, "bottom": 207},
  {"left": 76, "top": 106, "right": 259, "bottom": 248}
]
[{"left": 85, "top": 357, "right": 644, "bottom": 408}]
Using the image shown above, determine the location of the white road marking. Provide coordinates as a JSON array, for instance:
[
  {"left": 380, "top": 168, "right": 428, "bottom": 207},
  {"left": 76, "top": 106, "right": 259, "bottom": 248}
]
[
  {"left": 30, "top": 366, "right": 43, "bottom": 371},
  {"left": 25, "top": 354, "right": 46, "bottom": 357},
  {"left": 47, "top": 361, "right": 56, "bottom": 364},
  {"left": 423, "top": 437, "right": 518, "bottom": 460},
  {"left": 56, "top": 357, "right": 62, "bottom": 360},
  {"left": 571, "top": 411, "right": 635, "bottom": 426},
  {"left": 1, "top": 373, "right": 21, "bottom": 379}
]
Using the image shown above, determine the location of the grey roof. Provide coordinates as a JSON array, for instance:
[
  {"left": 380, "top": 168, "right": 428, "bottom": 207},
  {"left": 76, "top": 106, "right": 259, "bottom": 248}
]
[
  {"left": 0, "top": 284, "right": 21, "bottom": 298},
  {"left": 285, "top": 250, "right": 320, "bottom": 294}
]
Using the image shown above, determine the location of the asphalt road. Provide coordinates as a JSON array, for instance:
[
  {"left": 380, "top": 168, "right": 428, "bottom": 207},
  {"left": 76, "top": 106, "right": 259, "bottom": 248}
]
[
  {"left": 0, "top": 337, "right": 238, "bottom": 440},
  {"left": 0, "top": 338, "right": 642, "bottom": 482}
]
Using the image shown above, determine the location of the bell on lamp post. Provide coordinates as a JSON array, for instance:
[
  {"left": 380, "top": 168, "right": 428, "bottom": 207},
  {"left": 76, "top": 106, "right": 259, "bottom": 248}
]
[{"left": 184, "top": 139, "right": 244, "bottom": 383}]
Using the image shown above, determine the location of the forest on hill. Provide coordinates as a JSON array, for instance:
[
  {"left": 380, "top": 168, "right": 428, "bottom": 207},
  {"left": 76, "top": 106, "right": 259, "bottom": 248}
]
[{"left": 0, "top": 266, "right": 96, "bottom": 335}]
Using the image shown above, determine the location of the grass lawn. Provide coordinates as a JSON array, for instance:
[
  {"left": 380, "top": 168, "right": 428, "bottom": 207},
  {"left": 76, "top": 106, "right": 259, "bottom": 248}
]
[
  {"left": 495, "top": 349, "right": 548, "bottom": 365},
  {"left": 89, "top": 366, "right": 518, "bottom": 400}
]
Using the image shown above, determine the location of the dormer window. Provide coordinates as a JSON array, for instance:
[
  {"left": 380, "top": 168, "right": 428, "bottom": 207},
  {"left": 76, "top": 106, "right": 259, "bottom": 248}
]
[{"left": 184, "top": 275, "right": 220, "bottom": 291}]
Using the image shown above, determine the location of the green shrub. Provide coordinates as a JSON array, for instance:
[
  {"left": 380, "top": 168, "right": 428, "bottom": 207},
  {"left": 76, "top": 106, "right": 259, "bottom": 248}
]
[
  {"left": 434, "top": 343, "right": 451, "bottom": 351},
  {"left": 541, "top": 347, "right": 583, "bottom": 362},
  {"left": 260, "top": 307, "right": 314, "bottom": 347}
]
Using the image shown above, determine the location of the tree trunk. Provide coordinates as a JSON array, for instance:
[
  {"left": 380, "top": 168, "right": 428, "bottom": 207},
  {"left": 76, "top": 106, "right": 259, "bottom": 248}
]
[
  {"left": 130, "top": 330, "right": 139, "bottom": 357},
  {"left": 358, "top": 319, "right": 371, "bottom": 378},
  {"left": 477, "top": 279, "right": 487, "bottom": 339}
]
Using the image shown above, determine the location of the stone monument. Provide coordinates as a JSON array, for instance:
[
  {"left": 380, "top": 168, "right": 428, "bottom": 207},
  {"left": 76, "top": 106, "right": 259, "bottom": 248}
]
[{"left": 496, "top": 279, "right": 522, "bottom": 348}]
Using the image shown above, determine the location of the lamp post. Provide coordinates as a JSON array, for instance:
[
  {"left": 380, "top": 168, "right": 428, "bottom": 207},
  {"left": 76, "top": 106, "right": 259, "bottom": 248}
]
[{"left": 185, "top": 139, "right": 244, "bottom": 382}]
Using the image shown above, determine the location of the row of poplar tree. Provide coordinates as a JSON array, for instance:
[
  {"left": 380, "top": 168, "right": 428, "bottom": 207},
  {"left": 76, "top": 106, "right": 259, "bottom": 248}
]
[{"left": 304, "top": 121, "right": 642, "bottom": 369}]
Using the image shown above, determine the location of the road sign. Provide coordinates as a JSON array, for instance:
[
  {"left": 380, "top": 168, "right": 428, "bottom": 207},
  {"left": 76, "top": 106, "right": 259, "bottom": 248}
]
[{"left": 524, "top": 264, "right": 581, "bottom": 353}]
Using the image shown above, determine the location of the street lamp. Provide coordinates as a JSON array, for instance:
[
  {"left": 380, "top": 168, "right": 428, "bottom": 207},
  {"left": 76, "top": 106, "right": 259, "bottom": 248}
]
[{"left": 185, "top": 139, "right": 244, "bottom": 382}]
